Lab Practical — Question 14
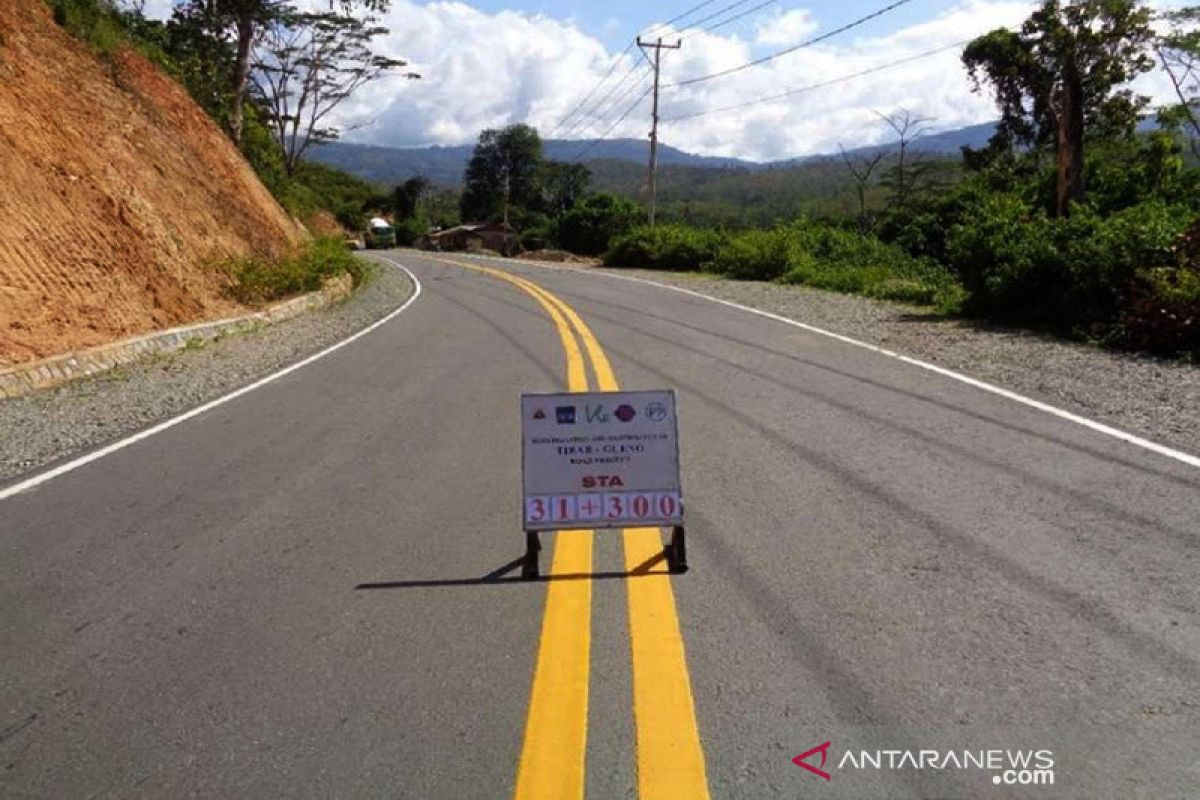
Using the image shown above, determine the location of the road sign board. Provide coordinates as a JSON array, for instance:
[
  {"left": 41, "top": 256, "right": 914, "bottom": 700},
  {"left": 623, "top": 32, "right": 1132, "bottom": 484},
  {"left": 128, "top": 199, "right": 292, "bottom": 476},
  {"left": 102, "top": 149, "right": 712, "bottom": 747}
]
[{"left": 521, "top": 390, "right": 683, "bottom": 531}]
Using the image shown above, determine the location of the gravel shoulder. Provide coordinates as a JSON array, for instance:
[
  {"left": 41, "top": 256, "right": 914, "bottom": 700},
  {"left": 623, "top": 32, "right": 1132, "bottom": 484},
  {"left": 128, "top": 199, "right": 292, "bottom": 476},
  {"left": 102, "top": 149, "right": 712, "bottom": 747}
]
[
  {"left": 1, "top": 257, "right": 413, "bottom": 481},
  {"left": 581, "top": 266, "right": 1200, "bottom": 458}
]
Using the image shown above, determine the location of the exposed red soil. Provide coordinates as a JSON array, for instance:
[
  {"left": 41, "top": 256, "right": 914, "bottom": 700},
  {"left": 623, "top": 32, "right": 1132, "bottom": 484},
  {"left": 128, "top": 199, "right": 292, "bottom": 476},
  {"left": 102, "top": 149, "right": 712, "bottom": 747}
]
[{"left": 0, "top": 1, "right": 306, "bottom": 366}]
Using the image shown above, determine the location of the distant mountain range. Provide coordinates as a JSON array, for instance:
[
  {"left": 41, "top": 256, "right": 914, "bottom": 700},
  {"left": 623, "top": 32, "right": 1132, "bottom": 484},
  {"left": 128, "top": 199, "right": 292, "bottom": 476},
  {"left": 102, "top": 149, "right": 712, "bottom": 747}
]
[{"left": 310, "top": 122, "right": 1001, "bottom": 186}]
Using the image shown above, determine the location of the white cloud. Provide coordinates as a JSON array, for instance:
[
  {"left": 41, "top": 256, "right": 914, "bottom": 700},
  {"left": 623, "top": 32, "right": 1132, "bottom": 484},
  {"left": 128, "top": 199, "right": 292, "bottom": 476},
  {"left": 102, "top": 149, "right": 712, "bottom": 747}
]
[
  {"left": 755, "top": 9, "right": 819, "bottom": 46},
  {"left": 142, "top": 0, "right": 1190, "bottom": 162},
  {"left": 343, "top": 0, "right": 1043, "bottom": 160},
  {"left": 338, "top": 1, "right": 614, "bottom": 149}
]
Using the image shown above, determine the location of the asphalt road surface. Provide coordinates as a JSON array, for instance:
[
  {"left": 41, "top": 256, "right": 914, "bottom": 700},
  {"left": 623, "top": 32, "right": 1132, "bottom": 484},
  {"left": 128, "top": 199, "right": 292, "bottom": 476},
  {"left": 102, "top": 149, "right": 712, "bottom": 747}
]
[{"left": 3, "top": 251, "right": 1198, "bottom": 799}]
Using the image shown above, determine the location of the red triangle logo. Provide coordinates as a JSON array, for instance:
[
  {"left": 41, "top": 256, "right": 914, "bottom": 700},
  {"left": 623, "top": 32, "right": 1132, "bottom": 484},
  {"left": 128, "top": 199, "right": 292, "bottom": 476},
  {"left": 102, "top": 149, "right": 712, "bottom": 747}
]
[
  {"left": 793, "top": 742, "right": 832, "bottom": 781},
  {"left": 532, "top": 409, "right": 546, "bottom": 420}
]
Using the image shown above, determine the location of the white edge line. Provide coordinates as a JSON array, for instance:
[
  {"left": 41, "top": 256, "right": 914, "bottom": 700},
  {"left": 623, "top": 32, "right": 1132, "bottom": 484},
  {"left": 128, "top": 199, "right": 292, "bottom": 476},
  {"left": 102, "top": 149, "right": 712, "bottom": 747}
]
[
  {"left": 0, "top": 260, "right": 423, "bottom": 501},
  {"left": 447, "top": 251, "right": 1200, "bottom": 471}
]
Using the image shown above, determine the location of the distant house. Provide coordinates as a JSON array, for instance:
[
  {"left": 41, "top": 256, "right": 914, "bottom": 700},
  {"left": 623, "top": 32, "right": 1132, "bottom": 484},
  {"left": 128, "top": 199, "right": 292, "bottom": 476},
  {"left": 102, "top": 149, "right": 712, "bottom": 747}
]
[{"left": 417, "top": 222, "right": 517, "bottom": 256}]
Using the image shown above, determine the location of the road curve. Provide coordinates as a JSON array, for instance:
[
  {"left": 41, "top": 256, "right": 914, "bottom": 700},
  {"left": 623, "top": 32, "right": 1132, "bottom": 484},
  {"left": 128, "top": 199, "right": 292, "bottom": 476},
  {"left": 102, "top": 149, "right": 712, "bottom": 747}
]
[{"left": 2, "top": 250, "right": 1197, "bottom": 798}]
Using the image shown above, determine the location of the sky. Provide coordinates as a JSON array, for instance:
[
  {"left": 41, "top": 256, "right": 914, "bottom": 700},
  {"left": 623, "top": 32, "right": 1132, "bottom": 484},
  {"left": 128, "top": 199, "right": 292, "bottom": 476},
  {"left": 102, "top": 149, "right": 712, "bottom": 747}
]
[{"left": 140, "top": 0, "right": 1185, "bottom": 162}]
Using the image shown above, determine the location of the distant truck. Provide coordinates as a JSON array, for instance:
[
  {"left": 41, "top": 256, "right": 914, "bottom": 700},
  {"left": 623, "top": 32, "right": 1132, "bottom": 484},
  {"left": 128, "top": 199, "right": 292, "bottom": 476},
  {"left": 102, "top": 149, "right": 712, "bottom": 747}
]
[{"left": 364, "top": 217, "right": 396, "bottom": 249}]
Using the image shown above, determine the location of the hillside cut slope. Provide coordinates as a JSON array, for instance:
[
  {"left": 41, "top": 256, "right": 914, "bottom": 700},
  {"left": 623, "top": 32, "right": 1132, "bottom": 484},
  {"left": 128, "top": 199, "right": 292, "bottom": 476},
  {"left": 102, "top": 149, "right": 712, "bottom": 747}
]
[{"left": 0, "top": 1, "right": 305, "bottom": 366}]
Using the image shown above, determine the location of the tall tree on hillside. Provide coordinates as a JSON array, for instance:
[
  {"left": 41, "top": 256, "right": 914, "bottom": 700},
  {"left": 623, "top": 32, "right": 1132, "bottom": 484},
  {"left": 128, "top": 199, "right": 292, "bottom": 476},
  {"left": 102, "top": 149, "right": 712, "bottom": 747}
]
[
  {"left": 164, "top": 2, "right": 237, "bottom": 124},
  {"left": 460, "top": 124, "right": 544, "bottom": 223},
  {"left": 876, "top": 109, "right": 937, "bottom": 210},
  {"left": 839, "top": 144, "right": 885, "bottom": 229},
  {"left": 179, "top": 0, "right": 392, "bottom": 145},
  {"left": 250, "top": 9, "right": 417, "bottom": 176},
  {"left": 963, "top": 0, "right": 1154, "bottom": 216},
  {"left": 1156, "top": 6, "right": 1200, "bottom": 158}
]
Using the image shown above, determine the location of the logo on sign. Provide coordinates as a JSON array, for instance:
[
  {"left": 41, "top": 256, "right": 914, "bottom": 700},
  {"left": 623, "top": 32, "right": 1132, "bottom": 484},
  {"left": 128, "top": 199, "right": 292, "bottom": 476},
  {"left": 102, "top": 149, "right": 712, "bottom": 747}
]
[
  {"left": 556, "top": 406, "right": 576, "bottom": 424},
  {"left": 586, "top": 404, "right": 610, "bottom": 423},
  {"left": 614, "top": 404, "right": 637, "bottom": 422},
  {"left": 793, "top": 741, "right": 833, "bottom": 781},
  {"left": 646, "top": 401, "right": 668, "bottom": 422},
  {"left": 532, "top": 408, "right": 546, "bottom": 420}
]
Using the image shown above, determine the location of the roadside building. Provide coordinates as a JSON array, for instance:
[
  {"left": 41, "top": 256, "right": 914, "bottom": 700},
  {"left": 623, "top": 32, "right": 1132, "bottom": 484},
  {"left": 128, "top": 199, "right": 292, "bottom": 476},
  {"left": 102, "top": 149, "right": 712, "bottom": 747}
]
[{"left": 417, "top": 222, "right": 517, "bottom": 255}]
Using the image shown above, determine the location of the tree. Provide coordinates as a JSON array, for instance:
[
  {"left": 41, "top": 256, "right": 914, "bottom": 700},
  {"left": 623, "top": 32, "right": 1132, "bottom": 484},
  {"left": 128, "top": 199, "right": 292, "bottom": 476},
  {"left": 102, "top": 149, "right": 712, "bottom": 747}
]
[
  {"left": 963, "top": 0, "right": 1154, "bottom": 216},
  {"left": 392, "top": 176, "right": 430, "bottom": 220},
  {"left": 554, "top": 193, "right": 640, "bottom": 255},
  {"left": 876, "top": 109, "right": 937, "bottom": 209},
  {"left": 839, "top": 144, "right": 885, "bottom": 229},
  {"left": 163, "top": 2, "right": 237, "bottom": 124},
  {"left": 250, "top": 9, "right": 417, "bottom": 176},
  {"left": 460, "top": 124, "right": 544, "bottom": 223},
  {"left": 176, "top": 0, "right": 392, "bottom": 146},
  {"left": 1156, "top": 6, "right": 1200, "bottom": 159},
  {"left": 537, "top": 161, "right": 591, "bottom": 216}
]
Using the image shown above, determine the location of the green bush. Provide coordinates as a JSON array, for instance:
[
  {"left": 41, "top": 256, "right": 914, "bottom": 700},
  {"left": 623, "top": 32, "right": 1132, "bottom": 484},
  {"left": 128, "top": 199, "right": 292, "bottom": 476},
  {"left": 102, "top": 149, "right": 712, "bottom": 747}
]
[
  {"left": 218, "top": 236, "right": 364, "bottom": 305},
  {"left": 707, "top": 229, "right": 791, "bottom": 280},
  {"left": 394, "top": 216, "right": 428, "bottom": 247},
  {"left": 554, "top": 194, "right": 640, "bottom": 256},
  {"left": 604, "top": 225, "right": 722, "bottom": 271},
  {"left": 48, "top": 0, "right": 129, "bottom": 55},
  {"left": 946, "top": 197, "right": 1195, "bottom": 326},
  {"left": 1119, "top": 265, "right": 1200, "bottom": 356},
  {"left": 703, "top": 219, "right": 962, "bottom": 309}
]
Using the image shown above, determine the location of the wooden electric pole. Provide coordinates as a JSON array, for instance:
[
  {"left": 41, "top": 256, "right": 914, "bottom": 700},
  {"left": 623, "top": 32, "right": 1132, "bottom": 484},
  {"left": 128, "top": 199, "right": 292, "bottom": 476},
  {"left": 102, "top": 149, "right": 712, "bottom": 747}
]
[{"left": 637, "top": 36, "right": 680, "bottom": 227}]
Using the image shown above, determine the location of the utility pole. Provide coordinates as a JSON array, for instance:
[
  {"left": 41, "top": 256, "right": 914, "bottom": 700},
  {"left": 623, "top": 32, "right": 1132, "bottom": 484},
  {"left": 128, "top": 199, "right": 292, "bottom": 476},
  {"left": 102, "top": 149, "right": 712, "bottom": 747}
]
[
  {"left": 637, "top": 36, "right": 680, "bottom": 227},
  {"left": 502, "top": 171, "right": 510, "bottom": 227}
]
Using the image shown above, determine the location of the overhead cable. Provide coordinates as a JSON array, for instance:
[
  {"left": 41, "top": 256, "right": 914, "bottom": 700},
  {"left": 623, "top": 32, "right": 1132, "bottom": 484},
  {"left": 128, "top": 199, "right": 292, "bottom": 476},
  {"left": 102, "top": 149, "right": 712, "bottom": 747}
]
[
  {"left": 683, "top": 0, "right": 778, "bottom": 40},
  {"left": 550, "top": 42, "right": 637, "bottom": 136},
  {"left": 573, "top": 85, "right": 655, "bottom": 159},
  {"left": 667, "top": 0, "right": 914, "bottom": 88},
  {"left": 663, "top": 40, "right": 966, "bottom": 122}
]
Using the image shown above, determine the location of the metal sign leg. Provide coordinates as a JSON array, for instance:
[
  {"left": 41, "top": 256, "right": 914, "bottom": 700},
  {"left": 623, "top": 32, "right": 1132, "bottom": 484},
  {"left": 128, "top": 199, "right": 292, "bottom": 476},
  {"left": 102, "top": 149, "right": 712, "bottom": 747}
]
[
  {"left": 667, "top": 525, "right": 688, "bottom": 574},
  {"left": 522, "top": 530, "right": 541, "bottom": 580}
]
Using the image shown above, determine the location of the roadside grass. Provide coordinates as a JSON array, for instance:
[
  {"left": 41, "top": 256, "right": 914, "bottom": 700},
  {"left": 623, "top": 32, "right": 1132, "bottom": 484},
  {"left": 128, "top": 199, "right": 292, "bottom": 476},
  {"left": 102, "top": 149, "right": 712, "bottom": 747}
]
[
  {"left": 606, "top": 221, "right": 965, "bottom": 312},
  {"left": 217, "top": 237, "right": 365, "bottom": 306}
]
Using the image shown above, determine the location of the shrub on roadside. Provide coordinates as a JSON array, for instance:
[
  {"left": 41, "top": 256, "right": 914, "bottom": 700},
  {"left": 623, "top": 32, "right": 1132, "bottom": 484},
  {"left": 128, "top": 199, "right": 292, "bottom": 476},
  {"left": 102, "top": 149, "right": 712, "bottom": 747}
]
[
  {"left": 704, "top": 219, "right": 963, "bottom": 309},
  {"left": 218, "top": 236, "right": 365, "bottom": 305},
  {"left": 706, "top": 228, "right": 791, "bottom": 281},
  {"left": 945, "top": 197, "right": 1195, "bottom": 327},
  {"left": 554, "top": 194, "right": 640, "bottom": 256},
  {"left": 394, "top": 216, "right": 428, "bottom": 247},
  {"left": 604, "top": 225, "right": 722, "bottom": 271}
]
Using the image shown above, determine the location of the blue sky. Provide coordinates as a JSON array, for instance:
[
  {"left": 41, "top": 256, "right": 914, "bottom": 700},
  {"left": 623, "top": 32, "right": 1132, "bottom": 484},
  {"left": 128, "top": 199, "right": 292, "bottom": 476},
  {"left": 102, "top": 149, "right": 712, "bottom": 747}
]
[{"left": 463, "top": 0, "right": 956, "bottom": 50}]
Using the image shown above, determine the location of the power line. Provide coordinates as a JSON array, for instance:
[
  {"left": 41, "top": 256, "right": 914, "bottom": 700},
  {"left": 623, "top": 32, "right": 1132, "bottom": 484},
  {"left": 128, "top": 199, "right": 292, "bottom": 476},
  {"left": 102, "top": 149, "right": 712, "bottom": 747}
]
[
  {"left": 681, "top": 0, "right": 778, "bottom": 40},
  {"left": 663, "top": 40, "right": 966, "bottom": 122},
  {"left": 667, "top": 0, "right": 914, "bottom": 88},
  {"left": 560, "top": 64, "right": 652, "bottom": 141},
  {"left": 549, "top": 42, "right": 637, "bottom": 136},
  {"left": 573, "top": 84, "right": 655, "bottom": 160},
  {"left": 640, "top": 0, "right": 722, "bottom": 38},
  {"left": 550, "top": 0, "right": 740, "bottom": 138}
]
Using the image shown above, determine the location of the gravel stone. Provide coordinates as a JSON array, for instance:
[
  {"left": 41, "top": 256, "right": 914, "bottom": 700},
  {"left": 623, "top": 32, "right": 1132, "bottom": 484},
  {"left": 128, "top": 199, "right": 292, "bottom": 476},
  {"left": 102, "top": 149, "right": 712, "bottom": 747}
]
[
  {"left": 586, "top": 267, "right": 1200, "bottom": 458},
  {"left": 0, "top": 258, "right": 413, "bottom": 481}
]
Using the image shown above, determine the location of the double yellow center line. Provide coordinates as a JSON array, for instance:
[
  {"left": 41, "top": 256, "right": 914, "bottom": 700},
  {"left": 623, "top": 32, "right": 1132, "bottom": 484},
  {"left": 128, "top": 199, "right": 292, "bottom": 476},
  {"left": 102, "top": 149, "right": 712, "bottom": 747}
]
[{"left": 426, "top": 256, "right": 710, "bottom": 799}]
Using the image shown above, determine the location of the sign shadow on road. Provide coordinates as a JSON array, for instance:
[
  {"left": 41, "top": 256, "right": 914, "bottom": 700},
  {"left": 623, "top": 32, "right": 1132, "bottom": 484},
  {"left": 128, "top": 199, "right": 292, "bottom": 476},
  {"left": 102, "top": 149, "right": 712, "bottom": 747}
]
[{"left": 353, "top": 548, "right": 668, "bottom": 590}]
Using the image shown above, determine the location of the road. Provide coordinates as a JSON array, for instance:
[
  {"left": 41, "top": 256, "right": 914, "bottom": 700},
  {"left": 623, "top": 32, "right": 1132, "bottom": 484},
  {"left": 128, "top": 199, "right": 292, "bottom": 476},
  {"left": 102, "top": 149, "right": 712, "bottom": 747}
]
[{"left": 2, "top": 250, "right": 1198, "bottom": 798}]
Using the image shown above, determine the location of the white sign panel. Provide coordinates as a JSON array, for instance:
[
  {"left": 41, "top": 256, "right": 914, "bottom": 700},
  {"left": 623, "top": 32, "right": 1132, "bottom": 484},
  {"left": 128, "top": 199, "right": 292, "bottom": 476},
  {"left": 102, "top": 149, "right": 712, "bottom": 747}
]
[{"left": 521, "top": 390, "right": 683, "bottom": 531}]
